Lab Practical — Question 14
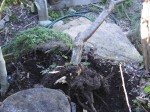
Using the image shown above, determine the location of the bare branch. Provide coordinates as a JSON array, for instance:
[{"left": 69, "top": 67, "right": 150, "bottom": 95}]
[{"left": 70, "top": 0, "right": 125, "bottom": 65}]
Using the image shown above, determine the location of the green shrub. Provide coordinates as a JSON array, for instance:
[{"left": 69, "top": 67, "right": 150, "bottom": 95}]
[{"left": 2, "top": 26, "right": 72, "bottom": 58}]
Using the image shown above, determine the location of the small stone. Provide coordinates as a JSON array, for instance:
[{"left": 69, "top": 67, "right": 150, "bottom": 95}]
[
  {"left": 68, "top": 8, "right": 76, "bottom": 13},
  {"left": 38, "top": 20, "right": 52, "bottom": 27}
]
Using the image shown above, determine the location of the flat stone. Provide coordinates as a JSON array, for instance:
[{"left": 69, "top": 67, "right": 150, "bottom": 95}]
[
  {"left": 63, "top": 18, "right": 143, "bottom": 63},
  {"left": 0, "top": 88, "right": 71, "bottom": 112}
]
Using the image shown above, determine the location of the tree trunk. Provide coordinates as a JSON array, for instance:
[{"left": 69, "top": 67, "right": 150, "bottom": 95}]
[
  {"left": 70, "top": 0, "right": 125, "bottom": 65},
  {"left": 0, "top": 0, "right": 6, "bottom": 20},
  {"left": 0, "top": 47, "right": 9, "bottom": 96},
  {"left": 141, "top": 0, "right": 150, "bottom": 72}
]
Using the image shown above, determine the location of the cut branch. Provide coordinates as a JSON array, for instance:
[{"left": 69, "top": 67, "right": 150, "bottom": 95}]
[
  {"left": 0, "top": 47, "right": 9, "bottom": 96},
  {"left": 70, "top": 0, "right": 125, "bottom": 65}
]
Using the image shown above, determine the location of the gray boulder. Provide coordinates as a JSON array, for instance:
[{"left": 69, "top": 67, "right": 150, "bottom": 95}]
[
  {"left": 62, "top": 18, "right": 143, "bottom": 63},
  {"left": 0, "top": 88, "right": 71, "bottom": 112}
]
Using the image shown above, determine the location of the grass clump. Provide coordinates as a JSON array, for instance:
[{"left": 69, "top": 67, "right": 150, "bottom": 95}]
[
  {"left": 2, "top": 26, "right": 72, "bottom": 58},
  {"left": 113, "top": 0, "right": 132, "bottom": 18}
]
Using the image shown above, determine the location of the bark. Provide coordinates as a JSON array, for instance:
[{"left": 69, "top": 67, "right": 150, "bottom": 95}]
[
  {"left": 140, "top": 0, "right": 150, "bottom": 72},
  {"left": 34, "top": 0, "right": 49, "bottom": 21},
  {"left": 0, "top": 0, "right": 6, "bottom": 20},
  {"left": 70, "top": 0, "right": 125, "bottom": 65},
  {"left": 0, "top": 47, "right": 9, "bottom": 96}
]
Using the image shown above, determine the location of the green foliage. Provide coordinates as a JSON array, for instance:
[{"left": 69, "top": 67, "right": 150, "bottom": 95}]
[
  {"left": 0, "top": 0, "right": 31, "bottom": 14},
  {"left": 49, "top": 63, "right": 57, "bottom": 69},
  {"left": 144, "top": 83, "right": 150, "bottom": 93},
  {"left": 82, "top": 62, "right": 91, "bottom": 66},
  {"left": 89, "top": 7, "right": 99, "bottom": 14},
  {"left": 99, "top": 0, "right": 107, "bottom": 6},
  {"left": 5, "top": 0, "right": 14, "bottom": 6},
  {"left": 9, "top": 14, "right": 18, "bottom": 23},
  {"left": 2, "top": 26, "right": 72, "bottom": 58},
  {"left": 130, "top": 12, "right": 140, "bottom": 29},
  {"left": 114, "top": 0, "right": 132, "bottom": 18},
  {"left": 48, "top": 11, "right": 62, "bottom": 20}
]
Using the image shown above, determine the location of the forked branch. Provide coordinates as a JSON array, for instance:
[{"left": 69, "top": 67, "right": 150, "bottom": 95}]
[{"left": 70, "top": 0, "right": 125, "bottom": 65}]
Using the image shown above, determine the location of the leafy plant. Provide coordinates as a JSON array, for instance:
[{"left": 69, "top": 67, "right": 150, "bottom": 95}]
[
  {"left": 99, "top": 0, "right": 107, "bottom": 6},
  {"left": 114, "top": 0, "right": 132, "bottom": 18},
  {"left": 49, "top": 63, "right": 57, "bottom": 69},
  {"left": 89, "top": 7, "right": 100, "bottom": 14},
  {"left": 48, "top": 11, "right": 62, "bottom": 20},
  {"left": 81, "top": 62, "right": 91, "bottom": 66},
  {"left": 130, "top": 12, "right": 140, "bottom": 29},
  {"left": 144, "top": 83, "right": 150, "bottom": 93},
  {"left": 9, "top": 14, "right": 18, "bottom": 23},
  {"left": 2, "top": 26, "right": 72, "bottom": 58}
]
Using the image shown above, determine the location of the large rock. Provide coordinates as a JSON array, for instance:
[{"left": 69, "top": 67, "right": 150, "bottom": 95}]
[
  {"left": 0, "top": 88, "right": 71, "bottom": 112},
  {"left": 61, "top": 18, "right": 143, "bottom": 63}
]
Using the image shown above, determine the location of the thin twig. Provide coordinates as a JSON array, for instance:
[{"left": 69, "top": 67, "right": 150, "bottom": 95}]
[
  {"left": 23, "top": 22, "right": 34, "bottom": 28},
  {"left": 119, "top": 64, "right": 132, "bottom": 112},
  {"left": 91, "top": 3, "right": 103, "bottom": 9}
]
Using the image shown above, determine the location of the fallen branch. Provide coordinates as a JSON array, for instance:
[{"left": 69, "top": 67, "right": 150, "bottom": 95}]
[
  {"left": 119, "top": 64, "right": 132, "bottom": 112},
  {"left": 70, "top": 0, "right": 125, "bottom": 65}
]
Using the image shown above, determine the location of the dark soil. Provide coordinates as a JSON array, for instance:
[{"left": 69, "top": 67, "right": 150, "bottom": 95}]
[
  {"left": 0, "top": 6, "right": 38, "bottom": 46},
  {"left": 0, "top": 48, "right": 144, "bottom": 112}
]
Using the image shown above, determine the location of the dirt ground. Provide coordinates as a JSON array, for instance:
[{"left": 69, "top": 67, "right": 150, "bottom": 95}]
[
  {"left": 0, "top": 47, "right": 145, "bottom": 112},
  {"left": 0, "top": 5, "right": 146, "bottom": 112}
]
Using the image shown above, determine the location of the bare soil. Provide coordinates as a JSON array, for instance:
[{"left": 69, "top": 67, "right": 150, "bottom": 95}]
[{"left": 0, "top": 48, "right": 144, "bottom": 112}]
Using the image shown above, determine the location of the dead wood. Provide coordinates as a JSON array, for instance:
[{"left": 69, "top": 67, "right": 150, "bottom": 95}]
[
  {"left": 70, "top": 0, "right": 125, "bottom": 65},
  {"left": 140, "top": 0, "right": 150, "bottom": 72}
]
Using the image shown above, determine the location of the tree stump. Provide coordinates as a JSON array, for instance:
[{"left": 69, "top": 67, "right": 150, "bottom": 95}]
[{"left": 141, "top": 0, "right": 150, "bottom": 72}]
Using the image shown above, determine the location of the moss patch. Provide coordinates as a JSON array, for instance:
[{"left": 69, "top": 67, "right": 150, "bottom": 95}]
[{"left": 2, "top": 26, "right": 72, "bottom": 58}]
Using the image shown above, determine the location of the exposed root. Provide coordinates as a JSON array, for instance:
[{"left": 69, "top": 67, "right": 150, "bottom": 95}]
[{"left": 41, "top": 64, "right": 111, "bottom": 112}]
